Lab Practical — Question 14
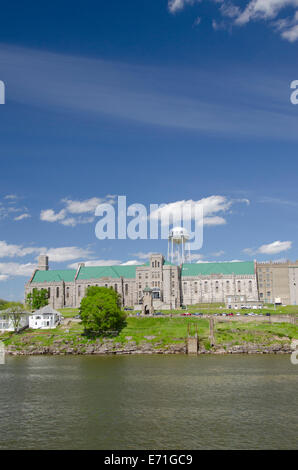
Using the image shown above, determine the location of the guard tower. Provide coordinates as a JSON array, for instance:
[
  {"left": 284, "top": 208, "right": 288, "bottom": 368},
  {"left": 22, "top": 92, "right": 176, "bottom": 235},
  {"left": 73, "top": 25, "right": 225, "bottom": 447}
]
[{"left": 142, "top": 287, "right": 154, "bottom": 315}]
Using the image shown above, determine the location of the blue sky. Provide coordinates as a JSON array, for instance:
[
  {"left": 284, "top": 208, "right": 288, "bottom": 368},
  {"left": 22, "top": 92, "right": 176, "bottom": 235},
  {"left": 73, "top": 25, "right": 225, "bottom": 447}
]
[{"left": 0, "top": 0, "right": 298, "bottom": 300}]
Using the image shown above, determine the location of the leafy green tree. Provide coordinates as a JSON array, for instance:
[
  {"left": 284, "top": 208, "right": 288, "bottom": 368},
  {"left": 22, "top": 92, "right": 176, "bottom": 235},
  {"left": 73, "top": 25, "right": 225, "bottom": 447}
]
[
  {"left": 5, "top": 302, "right": 25, "bottom": 332},
  {"left": 80, "top": 286, "right": 126, "bottom": 336},
  {"left": 0, "top": 299, "right": 9, "bottom": 310},
  {"left": 26, "top": 288, "right": 49, "bottom": 311}
]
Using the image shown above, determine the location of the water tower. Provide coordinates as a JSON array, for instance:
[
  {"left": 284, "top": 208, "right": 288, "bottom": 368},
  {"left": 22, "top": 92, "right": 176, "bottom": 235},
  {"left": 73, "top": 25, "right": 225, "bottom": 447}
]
[{"left": 167, "top": 226, "right": 191, "bottom": 265}]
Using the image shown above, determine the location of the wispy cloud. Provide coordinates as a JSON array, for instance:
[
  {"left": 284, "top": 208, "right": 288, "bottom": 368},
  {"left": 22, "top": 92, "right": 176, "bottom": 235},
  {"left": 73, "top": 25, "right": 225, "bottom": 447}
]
[
  {"left": 168, "top": 0, "right": 298, "bottom": 42},
  {"left": 14, "top": 213, "right": 31, "bottom": 221},
  {"left": 168, "top": 0, "right": 198, "bottom": 14},
  {"left": 0, "top": 240, "right": 94, "bottom": 264},
  {"left": 2, "top": 45, "right": 298, "bottom": 140},
  {"left": 68, "top": 258, "right": 141, "bottom": 269},
  {"left": 0, "top": 194, "right": 29, "bottom": 221}
]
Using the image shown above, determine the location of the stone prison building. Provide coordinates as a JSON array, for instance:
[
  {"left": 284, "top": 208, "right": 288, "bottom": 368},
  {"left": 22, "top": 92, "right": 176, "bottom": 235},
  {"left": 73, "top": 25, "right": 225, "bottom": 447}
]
[{"left": 25, "top": 254, "right": 259, "bottom": 310}]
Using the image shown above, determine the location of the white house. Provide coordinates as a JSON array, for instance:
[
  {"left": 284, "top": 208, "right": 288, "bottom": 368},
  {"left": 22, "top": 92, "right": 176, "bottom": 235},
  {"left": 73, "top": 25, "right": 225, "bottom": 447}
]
[
  {"left": 29, "top": 306, "right": 62, "bottom": 329},
  {"left": 0, "top": 309, "right": 29, "bottom": 332}
]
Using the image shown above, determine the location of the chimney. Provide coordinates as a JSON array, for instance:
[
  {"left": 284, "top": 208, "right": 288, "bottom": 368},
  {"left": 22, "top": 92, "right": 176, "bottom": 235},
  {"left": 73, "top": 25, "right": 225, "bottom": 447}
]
[{"left": 38, "top": 255, "right": 49, "bottom": 271}]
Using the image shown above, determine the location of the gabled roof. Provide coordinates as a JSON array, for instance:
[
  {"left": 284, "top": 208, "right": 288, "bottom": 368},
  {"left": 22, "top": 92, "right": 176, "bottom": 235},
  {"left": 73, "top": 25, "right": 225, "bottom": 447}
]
[
  {"left": 31, "top": 269, "right": 76, "bottom": 283},
  {"left": 181, "top": 261, "right": 255, "bottom": 277},
  {"left": 31, "top": 306, "right": 61, "bottom": 315}
]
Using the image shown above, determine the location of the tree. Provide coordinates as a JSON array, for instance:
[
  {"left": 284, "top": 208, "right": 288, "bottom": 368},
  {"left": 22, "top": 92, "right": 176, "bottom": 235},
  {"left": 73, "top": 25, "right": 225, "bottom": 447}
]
[
  {"left": 26, "top": 288, "right": 48, "bottom": 311},
  {"left": 80, "top": 286, "right": 126, "bottom": 336},
  {"left": 0, "top": 299, "right": 8, "bottom": 310},
  {"left": 6, "top": 302, "right": 25, "bottom": 332}
]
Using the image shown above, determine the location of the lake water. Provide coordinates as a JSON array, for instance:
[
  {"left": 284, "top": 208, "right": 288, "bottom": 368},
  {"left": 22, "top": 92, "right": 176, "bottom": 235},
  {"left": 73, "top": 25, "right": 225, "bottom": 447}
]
[{"left": 0, "top": 355, "right": 297, "bottom": 449}]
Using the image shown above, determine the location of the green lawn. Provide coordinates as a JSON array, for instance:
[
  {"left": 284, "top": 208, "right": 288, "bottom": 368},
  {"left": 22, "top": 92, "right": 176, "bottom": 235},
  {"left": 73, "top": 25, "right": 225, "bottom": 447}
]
[
  {"left": 1, "top": 316, "right": 297, "bottom": 352},
  {"left": 58, "top": 304, "right": 298, "bottom": 318}
]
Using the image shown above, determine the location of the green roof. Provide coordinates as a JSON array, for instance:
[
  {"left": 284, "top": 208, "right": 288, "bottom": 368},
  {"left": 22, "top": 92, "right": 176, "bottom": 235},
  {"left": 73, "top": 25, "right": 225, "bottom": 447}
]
[
  {"left": 31, "top": 264, "right": 141, "bottom": 283},
  {"left": 181, "top": 261, "right": 255, "bottom": 277},
  {"left": 32, "top": 269, "right": 76, "bottom": 283},
  {"left": 77, "top": 265, "right": 139, "bottom": 280}
]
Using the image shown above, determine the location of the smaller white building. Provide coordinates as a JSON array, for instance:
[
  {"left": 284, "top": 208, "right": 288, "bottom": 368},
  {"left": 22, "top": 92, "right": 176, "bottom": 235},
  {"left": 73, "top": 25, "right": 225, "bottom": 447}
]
[{"left": 29, "top": 306, "right": 62, "bottom": 329}]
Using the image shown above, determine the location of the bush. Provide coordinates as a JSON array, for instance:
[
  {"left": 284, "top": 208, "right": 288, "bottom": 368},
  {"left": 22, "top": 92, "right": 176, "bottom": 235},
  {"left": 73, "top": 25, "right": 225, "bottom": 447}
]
[{"left": 80, "top": 286, "right": 126, "bottom": 336}]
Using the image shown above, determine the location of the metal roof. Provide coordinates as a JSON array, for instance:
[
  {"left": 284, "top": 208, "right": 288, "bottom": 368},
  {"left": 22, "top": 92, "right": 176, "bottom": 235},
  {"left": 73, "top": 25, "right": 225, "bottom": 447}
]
[{"left": 181, "top": 261, "right": 255, "bottom": 276}]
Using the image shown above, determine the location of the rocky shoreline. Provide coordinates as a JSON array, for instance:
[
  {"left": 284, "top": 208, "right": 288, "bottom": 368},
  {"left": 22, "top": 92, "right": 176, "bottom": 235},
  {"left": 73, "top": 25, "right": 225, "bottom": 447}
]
[{"left": 5, "top": 339, "right": 294, "bottom": 356}]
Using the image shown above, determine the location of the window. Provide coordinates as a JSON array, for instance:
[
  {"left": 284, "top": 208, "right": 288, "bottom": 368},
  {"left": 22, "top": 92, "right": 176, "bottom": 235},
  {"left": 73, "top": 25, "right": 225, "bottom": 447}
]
[
  {"left": 226, "top": 281, "right": 230, "bottom": 292},
  {"left": 125, "top": 284, "right": 128, "bottom": 295},
  {"left": 237, "top": 281, "right": 241, "bottom": 293},
  {"left": 56, "top": 287, "right": 59, "bottom": 298},
  {"left": 114, "top": 284, "right": 118, "bottom": 292},
  {"left": 48, "top": 287, "right": 51, "bottom": 298},
  {"left": 204, "top": 281, "right": 208, "bottom": 293},
  {"left": 194, "top": 282, "right": 198, "bottom": 294},
  {"left": 78, "top": 285, "right": 81, "bottom": 297},
  {"left": 215, "top": 281, "right": 219, "bottom": 293},
  {"left": 66, "top": 287, "right": 70, "bottom": 299},
  {"left": 249, "top": 281, "right": 252, "bottom": 293}
]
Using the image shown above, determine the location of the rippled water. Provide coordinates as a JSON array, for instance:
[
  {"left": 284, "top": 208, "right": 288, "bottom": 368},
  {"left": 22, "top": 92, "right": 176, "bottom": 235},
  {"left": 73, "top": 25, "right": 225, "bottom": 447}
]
[{"left": 0, "top": 355, "right": 297, "bottom": 449}]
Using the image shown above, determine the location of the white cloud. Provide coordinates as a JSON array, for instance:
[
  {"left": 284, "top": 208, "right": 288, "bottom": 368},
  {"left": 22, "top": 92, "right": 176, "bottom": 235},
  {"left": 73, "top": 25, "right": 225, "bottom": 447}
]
[
  {"left": 45, "top": 247, "right": 93, "bottom": 263},
  {"left": 121, "top": 260, "right": 141, "bottom": 266},
  {"left": 235, "top": 0, "right": 298, "bottom": 25},
  {"left": 149, "top": 195, "right": 246, "bottom": 227},
  {"left": 131, "top": 252, "right": 153, "bottom": 260},
  {"left": 190, "top": 253, "right": 205, "bottom": 261},
  {"left": 0, "top": 262, "right": 37, "bottom": 278},
  {"left": 14, "top": 213, "right": 31, "bottom": 221},
  {"left": 60, "top": 216, "right": 95, "bottom": 227},
  {"left": 62, "top": 197, "right": 113, "bottom": 214},
  {"left": 0, "top": 274, "right": 9, "bottom": 281},
  {"left": 168, "top": 0, "right": 298, "bottom": 42},
  {"left": 4, "top": 194, "right": 18, "bottom": 201},
  {"left": 204, "top": 216, "right": 226, "bottom": 226},
  {"left": 40, "top": 209, "right": 66, "bottom": 223},
  {"left": 168, "top": 0, "right": 197, "bottom": 14},
  {"left": 0, "top": 240, "right": 94, "bottom": 264},
  {"left": 212, "top": 250, "right": 225, "bottom": 257},
  {"left": 244, "top": 240, "right": 292, "bottom": 255},
  {"left": 258, "top": 240, "right": 292, "bottom": 255},
  {"left": 40, "top": 195, "right": 115, "bottom": 227},
  {"left": 68, "top": 258, "right": 142, "bottom": 269},
  {"left": 0, "top": 241, "right": 40, "bottom": 258}
]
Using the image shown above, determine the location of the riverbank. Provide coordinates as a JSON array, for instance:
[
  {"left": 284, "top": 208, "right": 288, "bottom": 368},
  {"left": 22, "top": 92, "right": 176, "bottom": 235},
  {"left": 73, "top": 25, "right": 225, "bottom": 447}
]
[{"left": 1, "top": 317, "right": 297, "bottom": 356}]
